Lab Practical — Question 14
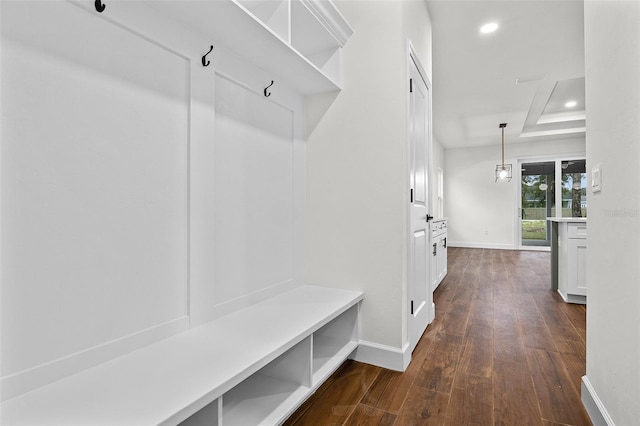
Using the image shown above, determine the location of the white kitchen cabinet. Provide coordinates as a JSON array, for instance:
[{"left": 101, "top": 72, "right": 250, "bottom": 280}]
[
  {"left": 566, "top": 225, "right": 587, "bottom": 297},
  {"left": 548, "top": 218, "right": 587, "bottom": 304},
  {"left": 431, "top": 219, "right": 448, "bottom": 291}
]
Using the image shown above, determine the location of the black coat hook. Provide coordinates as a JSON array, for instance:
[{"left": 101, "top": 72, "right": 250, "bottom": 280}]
[
  {"left": 202, "top": 45, "right": 214, "bottom": 67},
  {"left": 264, "top": 80, "right": 274, "bottom": 97},
  {"left": 95, "top": 0, "right": 106, "bottom": 12}
]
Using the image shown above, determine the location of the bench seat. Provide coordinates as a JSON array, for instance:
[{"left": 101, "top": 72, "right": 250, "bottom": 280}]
[{"left": 1, "top": 285, "right": 363, "bottom": 425}]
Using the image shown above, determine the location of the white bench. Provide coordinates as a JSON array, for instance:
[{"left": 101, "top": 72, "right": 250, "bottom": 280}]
[{"left": 1, "top": 285, "right": 363, "bottom": 425}]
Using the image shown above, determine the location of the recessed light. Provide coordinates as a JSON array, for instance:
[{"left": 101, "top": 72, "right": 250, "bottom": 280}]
[
  {"left": 565, "top": 100, "right": 577, "bottom": 108},
  {"left": 480, "top": 22, "right": 499, "bottom": 34}
]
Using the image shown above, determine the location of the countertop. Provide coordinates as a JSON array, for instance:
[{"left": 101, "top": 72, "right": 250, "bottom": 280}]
[{"left": 547, "top": 217, "right": 588, "bottom": 223}]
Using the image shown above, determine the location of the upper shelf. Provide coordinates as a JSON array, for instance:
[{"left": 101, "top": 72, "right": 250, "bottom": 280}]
[{"left": 141, "top": 0, "right": 354, "bottom": 95}]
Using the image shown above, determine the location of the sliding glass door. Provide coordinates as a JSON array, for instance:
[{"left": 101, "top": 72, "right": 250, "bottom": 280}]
[
  {"left": 518, "top": 157, "right": 586, "bottom": 248},
  {"left": 521, "top": 162, "right": 556, "bottom": 246}
]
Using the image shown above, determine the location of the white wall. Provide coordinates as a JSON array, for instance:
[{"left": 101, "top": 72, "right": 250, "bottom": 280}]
[
  {"left": 583, "top": 2, "right": 640, "bottom": 424},
  {"left": 433, "top": 137, "right": 445, "bottom": 219},
  {"left": 443, "top": 137, "right": 585, "bottom": 249},
  {"left": 306, "top": 0, "right": 432, "bottom": 362}
]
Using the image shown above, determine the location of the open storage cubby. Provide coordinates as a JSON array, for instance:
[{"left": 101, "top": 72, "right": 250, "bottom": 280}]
[
  {"left": 312, "top": 304, "right": 359, "bottom": 384},
  {"left": 290, "top": 0, "right": 349, "bottom": 85},
  {"left": 223, "top": 337, "right": 312, "bottom": 425},
  {"left": 180, "top": 399, "right": 221, "bottom": 426},
  {"left": 235, "top": 0, "right": 290, "bottom": 43}
]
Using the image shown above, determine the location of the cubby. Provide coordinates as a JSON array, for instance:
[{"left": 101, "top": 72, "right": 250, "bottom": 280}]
[
  {"left": 236, "top": 0, "right": 290, "bottom": 43},
  {"left": 290, "top": 0, "right": 346, "bottom": 85},
  {"left": 180, "top": 399, "right": 221, "bottom": 426},
  {"left": 312, "top": 304, "right": 359, "bottom": 384},
  {"left": 223, "top": 338, "right": 311, "bottom": 425}
]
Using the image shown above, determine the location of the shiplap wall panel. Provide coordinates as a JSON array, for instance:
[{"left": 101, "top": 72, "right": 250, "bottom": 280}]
[
  {"left": 212, "top": 74, "right": 294, "bottom": 307},
  {"left": 1, "top": 1, "right": 189, "bottom": 389}
]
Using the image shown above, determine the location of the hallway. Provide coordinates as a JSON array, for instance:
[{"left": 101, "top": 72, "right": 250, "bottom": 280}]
[{"left": 286, "top": 248, "right": 592, "bottom": 425}]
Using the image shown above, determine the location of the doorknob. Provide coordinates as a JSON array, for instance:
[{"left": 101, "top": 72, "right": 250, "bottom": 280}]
[{"left": 426, "top": 214, "right": 434, "bottom": 222}]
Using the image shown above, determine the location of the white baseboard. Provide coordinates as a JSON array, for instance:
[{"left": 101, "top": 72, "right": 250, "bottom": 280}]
[
  {"left": 581, "top": 375, "right": 615, "bottom": 426},
  {"left": 447, "top": 241, "right": 515, "bottom": 250},
  {"left": 353, "top": 340, "right": 411, "bottom": 372},
  {"left": 1, "top": 316, "right": 189, "bottom": 401}
]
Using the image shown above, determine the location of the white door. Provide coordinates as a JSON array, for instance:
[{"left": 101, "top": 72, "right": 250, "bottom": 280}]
[{"left": 408, "top": 54, "right": 433, "bottom": 353}]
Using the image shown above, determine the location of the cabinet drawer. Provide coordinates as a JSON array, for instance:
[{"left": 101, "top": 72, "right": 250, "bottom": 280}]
[{"left": 568, "top": 223, "right": 587, "bottom": 239}]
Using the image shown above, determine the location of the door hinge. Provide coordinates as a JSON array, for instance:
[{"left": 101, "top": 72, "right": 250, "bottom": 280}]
[
  {"left": 410, "top": 300, "right": 414, "bottom": 315},
  {"left": 409, "top": 78, "right": 413, "bottom": 93}
]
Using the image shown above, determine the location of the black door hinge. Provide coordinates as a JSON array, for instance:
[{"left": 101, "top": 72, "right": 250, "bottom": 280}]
[
  {"left": 409, "top": 78, "right": 413, "bottom": 93},
  {"left": 410, "top": 300, "right": 414, "bottom": 315},
  {"left": 410, "top": 188, "right": 414, "bottom": 203}
]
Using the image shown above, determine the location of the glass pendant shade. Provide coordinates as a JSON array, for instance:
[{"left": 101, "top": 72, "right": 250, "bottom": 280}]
[
  {"left": 495, "top": 163, "right": 512, "bottom": 182},
  {"left": 495, "top": 123, "right": 512, "bottom": 182}
]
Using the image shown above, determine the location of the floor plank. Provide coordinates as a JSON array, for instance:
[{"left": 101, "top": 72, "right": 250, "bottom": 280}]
[
  {"left": 344, "top": 404, "right": 397, "bottom": 426},
  {"left": 446, "top": 372, "right": 493, "bottom": 425},
  {"left": 413, "top": 333, "right": 463, "bottom": 393},
  {"left": 361, "top": 368, "right": 414, "bottom": 414},
  {"left": 526, "top": 348, "right": 592, "bottom": 425},
  {"left": 458, "top": 325, "right": 493, "bottom": 378},
  {"left": 493, "top": 361, "right": 543, "bottom": 426},
  {"left": 394, "top": 387, "right": 450, "bottom": 425}
]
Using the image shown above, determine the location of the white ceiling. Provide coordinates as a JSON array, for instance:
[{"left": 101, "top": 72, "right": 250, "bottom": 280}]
[{"left": 426, "top": 0, "right": 586, "bottom": 149}]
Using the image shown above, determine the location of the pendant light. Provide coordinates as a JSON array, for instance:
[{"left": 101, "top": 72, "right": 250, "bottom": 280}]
[{"left": 495, "top": 122, "right": 512, "bottom": 182}]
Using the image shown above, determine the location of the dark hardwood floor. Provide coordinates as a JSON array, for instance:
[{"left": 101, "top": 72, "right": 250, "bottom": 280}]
[{"left": 285, "top": 248, "right": 591, "bottom": 426}]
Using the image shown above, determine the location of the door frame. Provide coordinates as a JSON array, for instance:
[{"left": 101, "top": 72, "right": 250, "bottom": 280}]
[
  {"left": 514, "top": 152, "right": 586, "bottom": 250},
  {"left": 406, "top": 41, "right": 434, "bottom": 355}
]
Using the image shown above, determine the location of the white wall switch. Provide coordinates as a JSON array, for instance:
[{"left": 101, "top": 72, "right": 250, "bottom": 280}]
[{"left": 591, "top": 163, "right": 602, "bottom": 193}]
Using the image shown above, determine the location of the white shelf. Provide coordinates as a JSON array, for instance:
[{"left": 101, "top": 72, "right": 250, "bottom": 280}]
[
  {"left": 236, "top": 0, "right": 290, "bottom": 43},
  {"left": 1, "top": 285, "right": 363, "bottom": 425},
  {"left": 313, "top": 337, "right": 358, "bottom": 383},
  {"left": 180, "top": 399, "right": 221, "bottom": 426},
  {"left": 291, "top": 0, "right": 339, "bottom": 54},
  {"left": 223, "top": 374, "right": 310, "bottom": 426},
  {"left": 312, "top": 304, "right": 358, "bottom": 383},
  {"left": 290, "top": 0, "right": 352, "bottom": 84},
  {"left": 131, "top": 0, "right": 351, "bottom": 95}
]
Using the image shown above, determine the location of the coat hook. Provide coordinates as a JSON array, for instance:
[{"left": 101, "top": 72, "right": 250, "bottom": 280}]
[
  {"left": 264, "top": 80, "right": 274, "bottom": 97},
  {"left": 95, "top": 0, "right": 106, "bottom": 12},
  {"left": 201, "top": 45, "right": 214, "bottom": 67}
]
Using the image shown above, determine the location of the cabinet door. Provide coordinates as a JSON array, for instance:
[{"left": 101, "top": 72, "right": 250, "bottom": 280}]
[
  {"left": 567, "top": 238, "right": 587, "bottom": 296},
  {"left": 439, "top": 237, "right": 448, "bottom": 282},
  {"left": 431, "top": 238, "right": 439, "bottom": 291}
]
